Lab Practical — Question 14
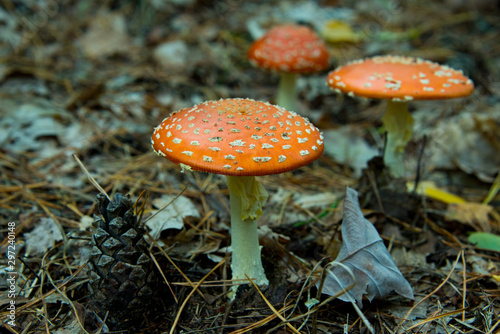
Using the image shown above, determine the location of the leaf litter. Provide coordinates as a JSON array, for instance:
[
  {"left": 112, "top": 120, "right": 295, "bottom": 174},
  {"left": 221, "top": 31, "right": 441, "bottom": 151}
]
[{"left": 319, "top": 187, "right": 414, "bottom": 307}]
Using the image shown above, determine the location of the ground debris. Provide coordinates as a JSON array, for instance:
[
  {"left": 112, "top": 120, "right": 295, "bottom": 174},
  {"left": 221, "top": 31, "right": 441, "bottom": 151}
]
[{"left": 0, "top": 0, "right": 499, "bottom": 333}]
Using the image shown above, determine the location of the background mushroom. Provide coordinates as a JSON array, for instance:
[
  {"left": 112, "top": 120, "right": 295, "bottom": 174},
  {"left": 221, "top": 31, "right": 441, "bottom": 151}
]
[
  {"left": 248, "top": 24, "right": 330, "bottom": 112},
  {"left": 151, "top": 98, "right": 324, "bottom": 297},
  {"left": 327, "top": 55, "right": 474, "bottom": 176}
]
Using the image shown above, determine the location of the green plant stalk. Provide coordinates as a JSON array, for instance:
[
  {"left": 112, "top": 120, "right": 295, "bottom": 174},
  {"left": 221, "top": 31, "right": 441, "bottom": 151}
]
[
  {"left": 381, "top": 100, "right": 414, "bottom": 177},
  {"left": 276, "top": 72, "right": 298, "bottom": 111},
  {"left": 226, "top": 175, "right": 269, "bottom": 299}
]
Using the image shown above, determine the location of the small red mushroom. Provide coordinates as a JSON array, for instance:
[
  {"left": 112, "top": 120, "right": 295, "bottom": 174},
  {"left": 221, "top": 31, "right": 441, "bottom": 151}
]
[
  {"left": 248, "top": 24, "right": 330, "bottom": 112},
  {"left": 151, "top": 98, "right": 324, "bottom": 297},
  {"left": 327, "top": 55, "right": 474, "bottom": 176}
]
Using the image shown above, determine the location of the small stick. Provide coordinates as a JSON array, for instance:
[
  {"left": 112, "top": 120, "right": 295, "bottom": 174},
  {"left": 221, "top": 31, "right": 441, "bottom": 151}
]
[
  {"left": 412, "top": 135, "right": 427, "bottom": 195},
  {"left": 72, "top": 154, "right": 110, "bottom": 200}
]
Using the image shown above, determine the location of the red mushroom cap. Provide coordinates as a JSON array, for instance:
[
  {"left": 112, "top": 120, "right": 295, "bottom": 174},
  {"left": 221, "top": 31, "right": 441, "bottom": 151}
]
[
  {"left": 327, "top": 55, "right": 474, "bottom": 101},
  {"left": 248, "top": 24, "right": 330, "bottom": 74},
  {"left": 151, "top": 98, "right": 324, "bottom": 176}
]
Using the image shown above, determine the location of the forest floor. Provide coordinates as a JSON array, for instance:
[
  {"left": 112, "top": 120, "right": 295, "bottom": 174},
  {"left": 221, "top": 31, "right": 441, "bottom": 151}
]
[{"left": 0, "top": 0, "right": 499, "bottom": 333}]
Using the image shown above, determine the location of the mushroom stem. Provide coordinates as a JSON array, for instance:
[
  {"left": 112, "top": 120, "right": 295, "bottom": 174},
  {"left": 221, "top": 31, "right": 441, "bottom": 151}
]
[
  {"left": 276, "top": 72, "right": 298, "bottom": 111},
  {"left": 382, "top": 100, "right": 414, "bottom": 177},
  {"left": 226, "top": 175, "right": 269, "bottom": 296}
]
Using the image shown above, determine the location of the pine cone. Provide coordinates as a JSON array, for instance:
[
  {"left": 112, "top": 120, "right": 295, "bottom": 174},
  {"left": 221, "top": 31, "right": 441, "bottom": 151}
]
[{"left": 87, "top": 193, "right": 157, "bottom": 330}]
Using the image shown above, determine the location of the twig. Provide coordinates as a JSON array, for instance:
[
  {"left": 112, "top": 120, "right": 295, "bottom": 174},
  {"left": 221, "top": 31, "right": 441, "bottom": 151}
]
[
  {"left": 2, "top": 263, "right": 87, "bottom": 317},
  {"left": 289, "top": 258, "right": 327, "bottom": 318},
  {"left": 45, "top": 267, "right": 90, "bottom": 334},
  {"left": 72, "top": 153, "right": 110, "bottom": 200},
  {"left": 462, "top": 251, "right": 467, "bottom": 322},
  {"left": 405, "top": 308, "right": 465, "bottom": 332},
  {"left": 277, "top": 191, "right": 293, "bottom": 226},
  {"left": 245, "top": 274, "right": 301, "bottom": 334},
  {"left": 16, "top": 256, "right": 40, "bottom": 281},
  {"left": 312, "top": 258, "right": 330, "bottom": 333},
  {"left": 485, "top": 318, "right": 500, "bottom": 334},
  {"left": 148, "top": 248, "right": 178, "bottom": 304},
  {"left": 144, "top": 229, "right": 205, "bottom": 301},
  {"left": 367, "top": 170, "right": 384, "bottom": 212},
  {"left": 224, "top": 305, "right": 295, "bottom": 334}
]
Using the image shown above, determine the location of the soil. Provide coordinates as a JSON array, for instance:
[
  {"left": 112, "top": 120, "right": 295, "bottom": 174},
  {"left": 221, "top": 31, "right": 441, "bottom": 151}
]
[{"left": 0, "top": 0, "right": 499, "bottom": 333}]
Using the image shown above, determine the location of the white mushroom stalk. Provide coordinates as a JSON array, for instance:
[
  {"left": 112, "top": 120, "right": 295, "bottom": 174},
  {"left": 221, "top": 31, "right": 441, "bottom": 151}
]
[
  {"left": 381, "top": 100, "right": 414, "bottom": 177},
  {"left": 276, "top": 72, "right": 298, "bottom": 112},
  {"left": 226, "top": 175, "right": 269, "bottom": 293}
]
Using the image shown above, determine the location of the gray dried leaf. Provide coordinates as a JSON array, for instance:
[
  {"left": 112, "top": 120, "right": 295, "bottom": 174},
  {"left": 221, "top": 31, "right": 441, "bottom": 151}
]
[
  {"left": 145, "top": 194, "right": 200, "bottom": 239},
  {"left": 322, "top": 127, "right": 378, "bottom": 177},
  {"left": 320, "top": 187, "right": 414, "bottom": 307},
  {"left": 24, "top": 218, "right": 64, "bottom": 256}
]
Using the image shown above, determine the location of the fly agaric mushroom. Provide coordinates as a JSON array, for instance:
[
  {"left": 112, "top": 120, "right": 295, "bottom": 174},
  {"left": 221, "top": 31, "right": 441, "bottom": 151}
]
[
  {"left": 151, "top": 98, "right": 324, "bottom": 296},
  {"left": 248, "top": 24, "right": 330, "bottom": 112},
  {"left": 327, "top": 55, "right": 474, "bottom": 176}
]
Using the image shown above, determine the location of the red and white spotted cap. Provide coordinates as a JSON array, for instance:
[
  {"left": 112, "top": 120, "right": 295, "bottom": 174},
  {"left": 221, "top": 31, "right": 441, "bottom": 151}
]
[
  {"left": 248, "top": 24, "right": 330, "bottom": 74},
  {"left": 327, "top": 55, "right": 474, "bottom": 101},
  {"left": 151, "top": 98, "right": 324, "bottom": 176}
]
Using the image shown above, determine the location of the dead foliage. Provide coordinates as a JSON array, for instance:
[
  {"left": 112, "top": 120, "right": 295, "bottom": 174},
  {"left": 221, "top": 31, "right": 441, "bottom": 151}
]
[{"left": 0, "top": 0, "right": 499, "bottom": 333}]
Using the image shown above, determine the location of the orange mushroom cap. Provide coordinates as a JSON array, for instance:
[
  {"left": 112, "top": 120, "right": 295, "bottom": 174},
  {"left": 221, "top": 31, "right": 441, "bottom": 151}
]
[
  {"left": 327, "top": 55, "right": 474, "bottom": 101},
  {"left": 151, "top": 98, "right": 324, "bottom": 176},
  {"left": 248, "top": 24, "right": 330, "bottom": 74}
]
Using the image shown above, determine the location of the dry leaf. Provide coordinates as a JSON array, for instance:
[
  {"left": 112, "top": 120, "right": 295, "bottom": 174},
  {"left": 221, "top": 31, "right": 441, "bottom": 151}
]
[
  {"left": 78, "top": 12, "right": 132, "bottom": 58},
  {"left": 425, "top": 112, "right": 500, "bottom": 182},
  {"left": 445, "top": 202, "right": 494, "bottom": 232},
  {"left": 320, "top": 187, "right": 414, "bottom": 307},
  {"left": 145, "top": 194, "right": 200, "bottom": 239},
  {"left": 24, "top": 218, "right": 64, "bottom": 256},
  {"left": 322, "top": 127, "right": 378, "bottom": 177}
]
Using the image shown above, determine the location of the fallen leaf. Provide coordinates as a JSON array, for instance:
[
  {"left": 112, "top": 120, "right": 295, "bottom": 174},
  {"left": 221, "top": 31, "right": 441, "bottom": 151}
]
[
  {"left": 319, "top": 187, "right": 414, "bottom": 307},
  {"left": 445, "top": 202, "right": 494, "bottom": 232},
  {"left": 409, "top": 180, "right": 466, "bottom": 204},
  {"left": 78, "top": 12, "right": 132, "bottom": 59},
  {"left": 52, "top": 319, "right": 86, "bottom": 334},
  {"left": 425, "top": 112, "right": 500, "bottom": 182},
  {"left": 322, "top": 127, "right": 378, "bottom": 177},
  {"left": 24, "top": 218, "right": 64, "bottom": 256},
  {"left": 145, "top": 194, "right": 200, "bottom": 239},
  {"left": 0, "top": 101, "right": 66, "bottom": 155}
]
